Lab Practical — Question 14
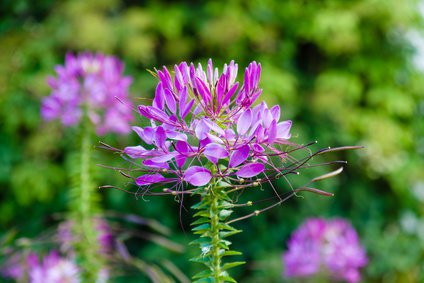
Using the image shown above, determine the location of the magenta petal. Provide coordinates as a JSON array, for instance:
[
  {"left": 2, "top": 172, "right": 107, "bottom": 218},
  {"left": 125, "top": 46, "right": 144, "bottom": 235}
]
[
  {"left": 267, "top": 120, "right": 277, "bottom": 144},
  {"left": 175, "top": 154, "right": 187, "bottom": 168},
  {"left": 270, "top": 105, "right": 280, "bottom": 121},
  {"left": 229, "top": 144, "right": 250, "bottom": 167},
  {"left": 277, "top": 120, "right": 292, "bottom": 139},
  {"left": 203, "top": 143, "right": 229, "bottom": 163},
  {"left": 153, "top": 82, "right": 165, "bottom": 110},
  {"left": 237, "top": 109, "right": 252, "bottom": 135},
  {"left": 136, "top": 174, "right": 166, "bottom": 186},
  {"left": 195, "top": 119, "right": 210, "bottom": 140},
  {"left": 151, "top": 152, "right": 178, "bottom": 163},
  {"left": 203, "top": 119, "right": 225, "bottom": 136},
  {"left": 182, "top": 99, "right": 195, "bottom": 118},
  {"left": 155, "top": 126, "right": 167, "bottom": 150},
  {"left": 164, "top": 88, "right": 177, "bottom": 113},
  {"left": 132, "top": 126, "right": 154, "bottom": 144},
  {"left": 195, "top": 77, "right": 211, "bottom": 103},
  {"left": 138, "top": 105, "right": 169, "bottom": 122},
  {"left": 175, "top": 140, "right": 188, "bottom": 154},
  {"left": 184, "top": 166, "right": 212, "bottom": 186},
  {"left": 262, "top": 108, "right": 273, "bottom": 128},
  {"left": 221, "top": 82, "right": 239, "bottom": 106},
  {"left": 124, "top": 146, "right": 147, "bottom": 158},
  {"left": 142, "top": 159, "right": 170, "bottom": 169},
  {"left": 236, "top": 163, "right": 265, "bottom": 178}
]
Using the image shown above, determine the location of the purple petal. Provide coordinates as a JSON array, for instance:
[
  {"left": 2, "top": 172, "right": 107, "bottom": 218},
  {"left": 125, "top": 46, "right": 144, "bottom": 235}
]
[
  {"left": 153, "top": 82, "right": 165, "bottom": 110},
  {"left": 124, "top": 146, "right": 147, "bottom": 158},
  {"left": 262, "top": 107, "right": 273, "bottom": 128},
  {"left": 155, "top": 126, "right": 167, "bottom": 150},
  {"left": 237, "top": 108, "right": 252, "bottom": 135},
  {"left": 138, "top": 105, "right": 169, "bottom": 122},
  {"left": 195, "top": 77, "right": 211, "bottom": 103},
  {"left": 142, "top": 159, "right": 170, "bottom": 169},
  {"left": 132, "top": 126, "right": 154, "bottom": 144},
  {"left": 203, "top": 143, "right": 229, "bottom": 163},
  {"left": 175, "top": 155, "right": 187, "bottom": 168},
  {"left": 236, "top": 163, "right": 265, "bottom": 178},
  {"left": 175, "top": 140, "right": 190, "bottom": 155},
  {"left": 267, "top": 120, "right": 277, "bottom": 144},
  {"left": 229, "top": 144, "right": 250, "bottom": 167},
  {"left": 221, "top": 82, "right": 239, "bottom": 107},
  {"left": 136, "top": 174, "right": 166, "bottom": 186},
  {"left": 277, "top": 120, "right": 292, "bottom": 139},
  {"left": 164, "top": 88, "right": 177, "bottom": 113},
  {"left": 182, "top": 99, "right": 195, "bottom": 118},
  {"left": 184, "top": 166, "right": 212, "bottom": 186},
  {"left": 151, "top": 152, "right": 178, "bottom": 163},
  {"left": 216, "top": 75, "right": 226, "bottom": 106},
  {"left": 178, "top": 87, "right": 188, "bottom": 117},
  {"left": 270, "top": 105, "right": 280, "bottom": 121},
  {"left": 203, "top": 119, "right": 225, "bottom": 136},
  {"left": 195, "top": 119, "right": 210, "bottom": 140},
  {"left": 252, "top": 143, "right": 265, "bottom": 153}
]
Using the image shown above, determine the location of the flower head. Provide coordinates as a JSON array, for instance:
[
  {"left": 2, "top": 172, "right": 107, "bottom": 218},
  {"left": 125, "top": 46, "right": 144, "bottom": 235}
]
[
  {"left": 28, "top": 251, "right": 81, "bottom": 283},
  {"left": 42, "top": 52, "right": 133, "bottom": 135},
  {"left": 283, "top": 218, "right": 368, "bottom": 283},
  {"left": 57, "top": 218, "right": 114, "bottom": 255},
  {"left": 118, "top": 59, "right": 295, "bottom": 194}
]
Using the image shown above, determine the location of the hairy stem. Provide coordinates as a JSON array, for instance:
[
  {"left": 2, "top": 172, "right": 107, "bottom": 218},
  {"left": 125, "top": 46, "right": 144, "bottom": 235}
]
[
  {"left": 71, "top": 116, "right": 102, "bottom": 282},
  {"left": 191, "top": 180, "right": 242, "bottom": 282},
  {"left": 210, "top": 185, "right": 222, "bottom": 281}
]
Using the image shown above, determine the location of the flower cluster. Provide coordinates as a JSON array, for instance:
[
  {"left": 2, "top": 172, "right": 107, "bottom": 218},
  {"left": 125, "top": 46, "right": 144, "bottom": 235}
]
[
  {"left": 122, "top": 59, "right": 293, "bottom": 193},
  {"left": 57, "top": 218, "right": 114, "bottom": 255},
  {"left": 41, "top": 52, "right": 133, "bottom": 135},
  {"left": 1, "top": 251, "right": 80, "bottom": 283},
  {"left": 0, "top": 218, "right": 113, "bottom": 283},
  {"left": 283, "top": 218, "right": 368, "bottom": 283}
]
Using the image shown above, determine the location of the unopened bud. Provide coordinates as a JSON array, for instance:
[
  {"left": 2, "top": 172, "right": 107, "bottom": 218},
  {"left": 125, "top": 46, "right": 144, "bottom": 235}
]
[
  {"left": 246, "top": 201, "right": 253, "bottom": 206},
  {"left": 254, "top": 210, "right": 260, "bottom": 216},
  {"left": 253, "top": 181, "right": 259, "bottom": 187},
  {"left": 239, "top": 178, "right": 245, "bottom": 184}
]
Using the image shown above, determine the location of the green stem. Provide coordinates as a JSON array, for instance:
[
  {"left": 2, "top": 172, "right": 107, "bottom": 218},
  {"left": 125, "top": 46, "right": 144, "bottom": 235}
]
[
  {"left": 80, "top": 122, "right": 96, "bottom": 254},
  {"left": 209, "top": 185, "right": 222, "bottom": 281},
  {"left": 71, "top": 116, "right": 102, "bottom": 282}
]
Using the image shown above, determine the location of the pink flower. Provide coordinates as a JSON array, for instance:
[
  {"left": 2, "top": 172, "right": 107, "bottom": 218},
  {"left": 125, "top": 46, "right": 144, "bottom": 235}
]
[
  {"left": 283, "top": 218, "right": 368, "bottom": 283},
  {"left": 118, "top": 59, "right": 294, "bottom": 194},
  {"left": 41, "top": 53, "right": 134, "bottom": 135},
  {"left": 29, "top": 251, "right": 81, "bottom": 283}
]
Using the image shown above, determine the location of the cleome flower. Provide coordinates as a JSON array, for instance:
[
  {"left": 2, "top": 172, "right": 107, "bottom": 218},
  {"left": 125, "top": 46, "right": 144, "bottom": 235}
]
[
  {"left": 117, "top": 59, "right": 299, "bottom": 196},
  {"left": 41, "top": 52, "right": 134, "bottom": 135},
  {"left": 283, "top": 218, "right": 368, "bottom": 283}
]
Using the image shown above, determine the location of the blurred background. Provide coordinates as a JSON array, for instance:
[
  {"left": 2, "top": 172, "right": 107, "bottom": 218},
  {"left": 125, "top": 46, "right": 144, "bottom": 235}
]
[{"left": 1, "top": 0, "right": 424, "bottom": 282}]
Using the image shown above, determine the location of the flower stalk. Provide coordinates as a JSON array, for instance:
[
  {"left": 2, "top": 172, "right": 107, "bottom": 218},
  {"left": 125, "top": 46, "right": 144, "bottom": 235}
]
[
  {"left": 69, "top": 114, "right": 103, "bottom": 282},
  {"left": 106, "top": 59, "right": 361, "bottom": 282},
  {"left": 191, "top": 179, "right": 243, "bottom": 283}
]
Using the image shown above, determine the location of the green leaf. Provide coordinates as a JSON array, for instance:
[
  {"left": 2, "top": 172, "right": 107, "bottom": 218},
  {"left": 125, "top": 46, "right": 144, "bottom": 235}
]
[
  {"left": 193, "top": 210, "right": 210, "bottom": 218},
  {"left": 221, "top": 250, "right": 242, "bottom": 257},
  {"left": 219, "top": 209, "right": 233, "bottom": 218},
  {"left": 192, "top": 223, "right": 210, "bottom": 231},
  {"left": 193, "top": 270, "right": 212, "bottom": 279},
  {"left": 220, "top": 276, "right": 237, "bottom": 283},
  {"left": 223, "top": 261, "right": 246, "bottom": 270},
  {"left": 191, "top": 217, "right": 209, "bottom": 225},
  {"left": 219, "top": 230, "right": 242, "bottom": 238}
]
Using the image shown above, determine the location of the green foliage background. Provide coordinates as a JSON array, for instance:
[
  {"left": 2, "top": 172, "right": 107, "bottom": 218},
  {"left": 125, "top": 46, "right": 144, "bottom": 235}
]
[{"left": 1, "top": 0, "right": 424, "bottom": 282}]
